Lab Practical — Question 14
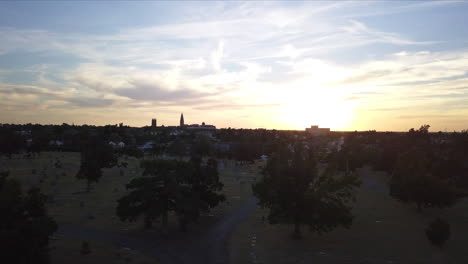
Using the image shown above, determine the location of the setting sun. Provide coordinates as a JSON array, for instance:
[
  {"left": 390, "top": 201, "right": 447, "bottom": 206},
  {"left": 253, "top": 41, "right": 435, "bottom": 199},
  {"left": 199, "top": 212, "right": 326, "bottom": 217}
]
[{"left": 279, "top": 92, "right": 354, "bottom": 130}]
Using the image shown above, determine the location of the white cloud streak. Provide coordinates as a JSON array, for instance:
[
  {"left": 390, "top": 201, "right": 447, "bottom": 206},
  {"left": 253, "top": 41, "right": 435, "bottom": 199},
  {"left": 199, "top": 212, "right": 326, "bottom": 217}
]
[{"left": 0, "top": 1, "right": 467, "bottom": 129}]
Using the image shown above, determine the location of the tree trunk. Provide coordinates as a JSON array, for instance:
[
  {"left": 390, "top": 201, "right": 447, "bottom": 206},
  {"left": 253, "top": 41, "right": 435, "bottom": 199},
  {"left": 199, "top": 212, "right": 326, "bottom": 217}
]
[
  {"left": 161, "top": 210, "right": 168, "bottom": 236},
  {"left": 179, "top": 217, "right": 188, "bottom": 232},
  {"left": 292, "top": 221, "right": 302, "bottom": 239},
  {"left": 162, "top": 210, "right": 168, "bottom": 228},
  {"left": 144, "top": 215, "right": 152, "bottom": 229},
  {"left": 346, "top": 158, "right": 349, "bottom": 174}
]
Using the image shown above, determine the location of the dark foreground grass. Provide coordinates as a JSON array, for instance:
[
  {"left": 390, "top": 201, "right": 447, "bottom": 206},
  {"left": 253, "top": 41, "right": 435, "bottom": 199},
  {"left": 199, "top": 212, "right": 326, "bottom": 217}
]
[
  {"left": 50, "top": 236, "right": 157, "bottom": 264},
  {"left": 1, "top": 152, "right": 259, "bottom": 264},
  {"left": 229, "top": 166, "right": 468, "bottom": 264}
]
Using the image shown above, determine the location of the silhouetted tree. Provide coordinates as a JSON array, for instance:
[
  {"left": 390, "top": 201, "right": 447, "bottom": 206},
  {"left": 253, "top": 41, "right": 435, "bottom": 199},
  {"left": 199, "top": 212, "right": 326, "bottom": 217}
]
[
  {"left": 426, "top": 218, "right": 450, "bottom": 248},
  {"left": 192, "top": 135, "right": 213, "bottom": 157},
  {"left": 80, "top": 241, "right": 91, "bottom": 255},
  {"left": 0, "top": 128, "right": 24, "bottom": 158},
  {"left": 390, "top": 125, "right": 458, "bottom": 211},
  {"left": 116, "top": 159, "right": 184, "bottom": 230},
  {"left": 167, "top": 139, "right": 187, "bottom": 157},
  {"left": 389, "top": 148, "right": 458, "bottom": 211},
  {"left": 252, "top": 143, "right": 360, "bottom": 239},
  {"left": 76, "top": 136, "right": 117, "bottom": 192},
  {"left": 116, "top": 157, "right": 225, "bottom": 232},
  {"left": 0, "top": 171, "right": 57, "bottom": 263},
  {"left": 177, "top": 157, "right": 225, "bottom": 231},
  {"left": 29, "top": 126, "right": 53, "bottom": 154}
]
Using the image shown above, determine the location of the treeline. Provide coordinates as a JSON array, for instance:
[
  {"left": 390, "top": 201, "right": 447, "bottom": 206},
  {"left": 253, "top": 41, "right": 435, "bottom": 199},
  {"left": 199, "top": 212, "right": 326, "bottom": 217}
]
[
  {"left": 0, "top": 123, "right": 139, "bottom": 155},
  {"left": 331, "top": 125, "right": 468, "bottom": 189}
]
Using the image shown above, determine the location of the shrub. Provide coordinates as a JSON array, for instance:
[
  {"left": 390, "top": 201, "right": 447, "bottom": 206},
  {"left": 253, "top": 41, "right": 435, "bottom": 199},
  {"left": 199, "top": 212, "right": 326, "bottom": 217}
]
[
  {"left": 426, "top": 218, "right": 450, "bottom": 248},
  {"left": 81, "top": 241, "right": 91, "bottom": 255}
]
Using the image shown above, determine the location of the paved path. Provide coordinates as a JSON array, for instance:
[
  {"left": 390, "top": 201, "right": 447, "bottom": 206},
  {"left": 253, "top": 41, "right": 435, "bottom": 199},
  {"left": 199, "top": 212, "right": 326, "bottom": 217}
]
[
  {"left": 359, "top": 167, "right": 387, "bottom": 192},
  {"left": 57, "top": 197, "right": 258, "bottom": 264}
]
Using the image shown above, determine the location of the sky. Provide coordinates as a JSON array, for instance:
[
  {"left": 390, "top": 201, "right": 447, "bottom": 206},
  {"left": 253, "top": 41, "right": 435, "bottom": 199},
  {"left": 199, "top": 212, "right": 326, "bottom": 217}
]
[{"left": 1, "top": 1, "right": 468, "bottom": 131}]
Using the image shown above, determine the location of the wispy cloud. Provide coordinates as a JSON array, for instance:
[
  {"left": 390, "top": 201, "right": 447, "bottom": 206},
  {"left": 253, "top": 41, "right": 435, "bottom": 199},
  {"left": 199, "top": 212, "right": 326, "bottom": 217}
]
[{"left": 0, "top": 1, "right": 467, "bottom": 129}]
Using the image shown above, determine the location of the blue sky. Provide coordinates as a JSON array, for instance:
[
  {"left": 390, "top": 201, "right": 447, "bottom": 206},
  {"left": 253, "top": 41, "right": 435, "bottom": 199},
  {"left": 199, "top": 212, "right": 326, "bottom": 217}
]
[{"left": 1, "top": 1, "right": 468, "bottom": 131}]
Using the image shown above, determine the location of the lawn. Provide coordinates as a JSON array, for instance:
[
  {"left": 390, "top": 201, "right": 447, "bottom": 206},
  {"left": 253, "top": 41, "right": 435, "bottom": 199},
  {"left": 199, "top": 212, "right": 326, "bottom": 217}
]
[
  {"left": 50, "top": 236, "right": 157, "bottom": 264},
  {"left": 9, "top": 152, "right": 466, "bottom": 264},
  {"left": 229, "top": 166, "right": 468, "bottom": 264},
  {"left": 1, "top": 152, "right": 260, "bottom": 264}
]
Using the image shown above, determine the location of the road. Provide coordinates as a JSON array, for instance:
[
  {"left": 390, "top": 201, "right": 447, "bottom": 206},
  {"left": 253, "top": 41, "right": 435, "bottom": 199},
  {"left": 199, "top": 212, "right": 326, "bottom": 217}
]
[{"left": 57, "top": 197, "right": 258, "bottom": 264}]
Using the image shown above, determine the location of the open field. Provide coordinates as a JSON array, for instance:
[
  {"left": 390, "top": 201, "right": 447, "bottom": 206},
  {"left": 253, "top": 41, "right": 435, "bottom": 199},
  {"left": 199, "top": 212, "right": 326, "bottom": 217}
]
[
  {"left": 50, "top": 236, "right": 157, "bottom": 264},
  {"left": 0, "top": 152, "right": 261, "bottom": 264},
  {"left": 5, "top": 152, "right": 468, "bottom": 264},
  {"left": 229, "top": 166, "right": 468, "bottom": 264}
]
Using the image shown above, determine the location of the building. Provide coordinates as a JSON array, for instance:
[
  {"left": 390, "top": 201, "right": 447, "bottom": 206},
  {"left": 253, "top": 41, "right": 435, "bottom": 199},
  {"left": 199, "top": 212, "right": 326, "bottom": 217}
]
[
  {"left": 305, "top": 125, "right": 330, "bottom": 136},
  {"left": 180, "top": 113, "right": 185, "bottom": 127},
  {"left": 139, "top": 141, "right": 154, "bottom": 151},
  {"left": 151, "top": 118, "right": 157, "bottom": 127},
  {"left": 48, "top": 140, "right": 64, "bottom": 147},
  {"left": 186, "top": 123, "right": 216, "bottom": 131},
  {"left": 109, "top": 141, "right": 125, "bottom": 148},
  {"left": 178, "top": 113, "right": 216, "bottom": 134}
]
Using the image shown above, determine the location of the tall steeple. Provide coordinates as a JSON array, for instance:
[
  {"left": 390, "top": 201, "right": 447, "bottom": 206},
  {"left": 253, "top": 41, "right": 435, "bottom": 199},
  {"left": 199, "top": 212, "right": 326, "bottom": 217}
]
[{"left": 180, "top": 113, "right": 184, "bottom": 127}]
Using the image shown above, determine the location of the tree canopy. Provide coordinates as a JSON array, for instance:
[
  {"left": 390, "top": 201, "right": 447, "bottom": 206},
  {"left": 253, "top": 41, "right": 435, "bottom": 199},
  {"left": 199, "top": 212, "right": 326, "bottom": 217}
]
[
  {"left": 390, "top": 147, "right": 458, "bottom": 211},
  {"left": 76, "top": 135, "right": 117, "bottom": 191},
  {"left": 252, "top": 142, "right": 361, "bottom": 238},
  {"left": 116, "top": 157, "right": 225, "bottom": 231},
  {"left": 388, "top": 125, "right": 460, "bottom": 211},
  {"left": 0, "top": 171, "right": 57, "bottom": 264}
]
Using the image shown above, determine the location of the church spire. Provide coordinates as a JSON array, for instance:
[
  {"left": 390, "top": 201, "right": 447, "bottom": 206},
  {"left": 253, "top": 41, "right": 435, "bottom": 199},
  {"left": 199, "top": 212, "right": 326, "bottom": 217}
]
[{"left": 180, "top": 113, "right": 184, "bottom": 127}]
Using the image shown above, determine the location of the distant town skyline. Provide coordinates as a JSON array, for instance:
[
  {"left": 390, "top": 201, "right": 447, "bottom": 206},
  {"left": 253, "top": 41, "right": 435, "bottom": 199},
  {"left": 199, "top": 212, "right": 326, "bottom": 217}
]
[{"left": 1, "top": 1, "right": 468, "bottom": 131}]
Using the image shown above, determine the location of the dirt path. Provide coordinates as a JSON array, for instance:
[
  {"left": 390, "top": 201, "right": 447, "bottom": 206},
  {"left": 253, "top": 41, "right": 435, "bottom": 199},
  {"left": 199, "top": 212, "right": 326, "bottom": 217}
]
[{"left": 57, "top": 197, "right": 258, "bottom": 264}]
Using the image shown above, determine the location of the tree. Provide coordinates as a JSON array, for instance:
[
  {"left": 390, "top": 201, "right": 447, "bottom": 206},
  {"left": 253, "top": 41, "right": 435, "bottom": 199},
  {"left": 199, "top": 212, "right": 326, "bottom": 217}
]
[
  {"left": 76, "top": 136, "right": 117, "bottom": 192},
  {"left": 29, "top": 126, "right": 52, "bottom": 154},
  {"left": 176, "top": 157, "right": 225, "bottom": 231},
  {"left": 389, "top": 148, "right": 458, "bottom": 211},
  {"left": 167, "top": 139, "right": 187, "bottom": 157},
  {"left": 191, "top": 135, "right": 213, "bottom": 157},
  {"left": 0, "top": 127, "right": 24, "bottom": 158},
  {"left": 80, "top": 241, "right": 91, "bottom": 255},
  {"left": 252, "top": 143, "right": 361, "bottom": 239},
  {"left": 426, "top": 218, "right": 450, "bottom": 248},
  {"left": 116, "top": 157, "right": 225, "bottom": 232},
  {"left": 116, "top": 159, "right": 184, "bottom": 230},
  {"left": 0, "top": 171, "right": 57, "bottom": 264}
]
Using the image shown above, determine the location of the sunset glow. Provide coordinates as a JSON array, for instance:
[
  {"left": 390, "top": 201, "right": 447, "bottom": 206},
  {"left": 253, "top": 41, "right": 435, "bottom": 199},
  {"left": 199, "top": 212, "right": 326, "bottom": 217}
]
[{"left": 1, "top": 1, "right": 468, "bottom": 131}]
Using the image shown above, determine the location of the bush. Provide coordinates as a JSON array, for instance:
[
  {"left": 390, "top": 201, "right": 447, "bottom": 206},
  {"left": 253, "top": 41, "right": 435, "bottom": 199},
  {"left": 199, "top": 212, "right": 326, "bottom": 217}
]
[
  {"left": 426, "top": 218, "right": 450, "bottom": 248},
  {"left": 81, "top": 241, "right": 91, "bottom": 255}
]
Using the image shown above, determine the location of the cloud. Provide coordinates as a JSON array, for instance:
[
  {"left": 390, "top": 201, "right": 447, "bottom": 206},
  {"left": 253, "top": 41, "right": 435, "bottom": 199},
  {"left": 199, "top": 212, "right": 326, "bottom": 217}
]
[
  {"left": 334, "top": 50, "right": 468, "bottom": 89},
  {"left": 115, "top": 79, "right": 213, "bottom": 103},
  {"left": 0, "top": 83, "right": 66, "bottom": 98},
  {"left": 366, "top": 107, "right": 408, "bottom": 112},
  {"left": 341, "top": 96, "right": 362, "bottom": 101},
  {"left": 211, "top": 40, "right": 224, "bottom": 72},
  {"left": 399, "top": 114, "right": 465, "bottom": 120},
  {"left": 193, "top": 103, "right": 282, "bottom": 111},
  {"left": 66, "top": 97, "right": 115, "bottom": 108},
  {"left": 342, "top": 20, "right": 436, "bottom": 46},
  {"left": 0, "top": 83, "right": 116, "bottom": 110}
]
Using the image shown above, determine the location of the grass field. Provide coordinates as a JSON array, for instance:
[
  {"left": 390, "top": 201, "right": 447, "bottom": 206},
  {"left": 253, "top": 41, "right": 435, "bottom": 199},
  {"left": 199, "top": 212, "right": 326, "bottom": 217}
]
[
  {"left": 5, "top": 152, "right": 468, "bottom": 264},
  {"left": 0, "top": 152, "right": 260, "bottom": 264},
  {"left": 50, "top": 236, "right": 157, "bottom": 264},
  {"left": 229, "top": 166, "right": 468, "bottom": 264}
]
